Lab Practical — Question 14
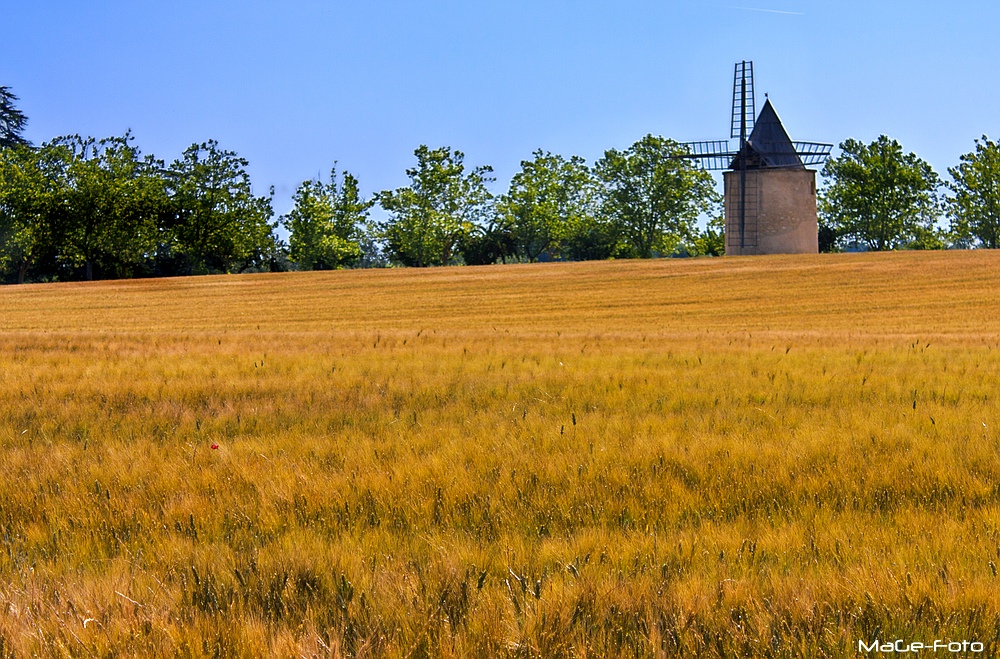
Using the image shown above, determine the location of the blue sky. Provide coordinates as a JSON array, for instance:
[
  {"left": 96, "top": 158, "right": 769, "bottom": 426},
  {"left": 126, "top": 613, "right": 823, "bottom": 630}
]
[{"left": 4, "top": 1, "right": 998, "bottom": 219}]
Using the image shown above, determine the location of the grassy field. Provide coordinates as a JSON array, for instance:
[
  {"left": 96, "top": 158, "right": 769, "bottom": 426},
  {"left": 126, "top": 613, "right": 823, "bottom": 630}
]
[{"left": 1, "top": 251, "right": 1000, "bottom": 657}]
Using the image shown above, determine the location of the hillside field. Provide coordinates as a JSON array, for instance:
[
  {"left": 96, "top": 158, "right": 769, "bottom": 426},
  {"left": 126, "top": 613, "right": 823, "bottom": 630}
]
[{"left": 1, "top": 251, "right": 1000, "bottom": 657}]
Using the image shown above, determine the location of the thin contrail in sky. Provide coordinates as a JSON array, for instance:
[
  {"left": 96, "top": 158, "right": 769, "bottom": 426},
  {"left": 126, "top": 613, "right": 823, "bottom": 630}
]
[{"left": 730, "top": 6, "right": 805, "bottom": 15}]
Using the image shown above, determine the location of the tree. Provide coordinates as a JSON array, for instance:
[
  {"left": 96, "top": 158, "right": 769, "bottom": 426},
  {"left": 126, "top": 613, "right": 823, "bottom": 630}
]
[
  {"left": 688, "top": 215, "right": 726, "bottom": 257},
  {"left": 560, "top": 213, "right": 619, "bottom": 261},
  {"left": 378, "top": 146, "right": 494, "bottom": 267},
  {"left": 819, "top": 136, "right": 942, "bottom": 251},
  {"left": 39, "top": 134, "right": 168, "bottom": 280},
  {"left": 168, "top": 140, "right": 276, "bottom": 274},
  {"left": 948, "top": 135, "right": 1000, "bottom": 249},
  {"left": 817, "top": 223, "right": 839, "bottom": 253},
  {"left": 498, "top": 151, "right": 597, "bottom": 262},
  {"left": 0, "top": 86, "right": 29, "bottom": 148},
  {"left": 594, "top": 135, "right": 719, "bottom": 258},
  {"left": 457, "top": 220, "right": 515, "bottom": 265},
  {"left": 0, "top": 144, "right": 53, "bottom": 282},
  {"left": 283, "top": 166, "right": 372, "bottom": 270}
]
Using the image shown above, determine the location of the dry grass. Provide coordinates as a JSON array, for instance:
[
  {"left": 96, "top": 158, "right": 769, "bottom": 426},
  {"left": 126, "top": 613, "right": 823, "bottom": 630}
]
[{"left": 1, "top": 251, "right": 1000, "bottom": 657}]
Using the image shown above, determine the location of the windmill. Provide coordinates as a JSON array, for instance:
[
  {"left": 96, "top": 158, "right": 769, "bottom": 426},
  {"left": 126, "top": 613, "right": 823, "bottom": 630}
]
[{"left": 680, "top": 61, "right": 832, "bottom": 255}]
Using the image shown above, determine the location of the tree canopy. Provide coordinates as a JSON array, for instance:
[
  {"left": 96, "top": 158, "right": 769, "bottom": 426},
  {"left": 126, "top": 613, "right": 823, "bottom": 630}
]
[
  {"left": 49, "top": 134, "right": 170, "bottom": 280},
  {"left": 0, "top": 86, "right": 29, "bottom": 148},
  {"left": 498, "top": 151, "right": 597, "bottom": 262},
  {"left": 0, "top": 143, "right": 51, "bottom": 282},
  {"left": 595, "top": 135, "right": 719, "bottom": 258},
  {"left": 819, "top": 136, "right": 942, "bottom": 251},
  {"left": 283, "top": 166, "right": 372, "bottom": 270},
  {"left": 1, "top": 133, "right": 279, "bottom": 282},
  {"left": 948, "top": 135, "right": 1000, "bottom": 249},
  {"left": 378, "top": 146, "right": 494, "bottom": 267},
  {"left": 167, "top": 140, "right": 277, "bottom": 274}
]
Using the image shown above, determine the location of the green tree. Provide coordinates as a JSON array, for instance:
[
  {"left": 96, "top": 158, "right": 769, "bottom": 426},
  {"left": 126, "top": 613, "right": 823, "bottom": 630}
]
[
  {"left": 817, "top": 224, "right": 839, "bottom": 253},
  {"left": 283, "top": 166, "right": 372, "bottom": 270},
  {"left": 498, "top": 150, "right": 597, "bottom": 262},
  {"left": 0, "top": 86, "right": 29, "bottom": 148},
  {"left": 43, "top": 134, "right": 168, "bottom": 280},
  {"left": 688, "top": 215, "right": 726, "bottom": 257},
  {"left": 168, "top": 140, "right": 276, "bottom": 274},
  {"left": 948, "top": 135, "right": 1000, "bottom": 249},
  {"left": 0, "top": 144, "right": 53, "bottom": 282},
  {"left": 820, "top": 136, "right": 942, "bottom": 251},
  {"left": 560, "top": 213, "right": 619, "bottom": 261},
  {"left": 594, "top": 135, "right": 719, "bottom": 258},
  {"left": 457, "top": 220, "right": 515, "bottom": 265},
  {"left": 378, "top": 146, "right": 494, "bottom": 267}
]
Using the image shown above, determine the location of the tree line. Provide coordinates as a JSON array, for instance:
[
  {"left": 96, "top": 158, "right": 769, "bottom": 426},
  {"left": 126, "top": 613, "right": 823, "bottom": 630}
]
[
  {"left": 293, "top": 140, "right": 722, "bottom": 272},
  {"left": 0, "top": 134, "right": 277, "bottom": 283},
  {"left": 4, "top": 84, "right": 1000, "bottom": 284},
  {"left": 819, "top": 135, "right": 1000, "bottom": 252},
  {"left": 1, "top": 87, "right": 722, "bottom": 283}
]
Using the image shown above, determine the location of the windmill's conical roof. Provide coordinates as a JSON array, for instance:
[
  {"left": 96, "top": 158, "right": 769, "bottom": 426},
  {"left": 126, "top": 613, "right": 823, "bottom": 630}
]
[{"left": 729, "top": 99, "right": 804, "bottom": 169}]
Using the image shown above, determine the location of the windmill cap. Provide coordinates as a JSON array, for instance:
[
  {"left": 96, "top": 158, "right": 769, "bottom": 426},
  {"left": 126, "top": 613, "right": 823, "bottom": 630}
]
[{"left": 731, "top": 99, "right": 805, "bottom": 169}]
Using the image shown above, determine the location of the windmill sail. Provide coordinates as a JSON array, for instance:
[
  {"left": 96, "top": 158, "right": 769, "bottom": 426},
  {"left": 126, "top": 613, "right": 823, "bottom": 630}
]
[{"left": 731, "top": 61, "right": 755, "bottom": 140}]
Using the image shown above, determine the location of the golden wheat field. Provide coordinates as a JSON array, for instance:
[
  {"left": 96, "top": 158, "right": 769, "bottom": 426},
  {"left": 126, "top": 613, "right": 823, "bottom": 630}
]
[{"left": 1, "top": 251, "right": 1000, "bottom": 658}]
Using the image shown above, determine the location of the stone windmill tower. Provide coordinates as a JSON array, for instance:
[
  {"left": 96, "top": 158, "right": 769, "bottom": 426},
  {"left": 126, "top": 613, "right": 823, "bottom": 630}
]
[{"left": 681, "top": 62, "right": 832, "bottom": 255}]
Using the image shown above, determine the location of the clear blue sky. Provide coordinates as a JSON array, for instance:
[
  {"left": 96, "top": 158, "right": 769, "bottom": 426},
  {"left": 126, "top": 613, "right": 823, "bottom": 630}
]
[{"left": 4, "top": 1, "right": 998, "bottom": 219}]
